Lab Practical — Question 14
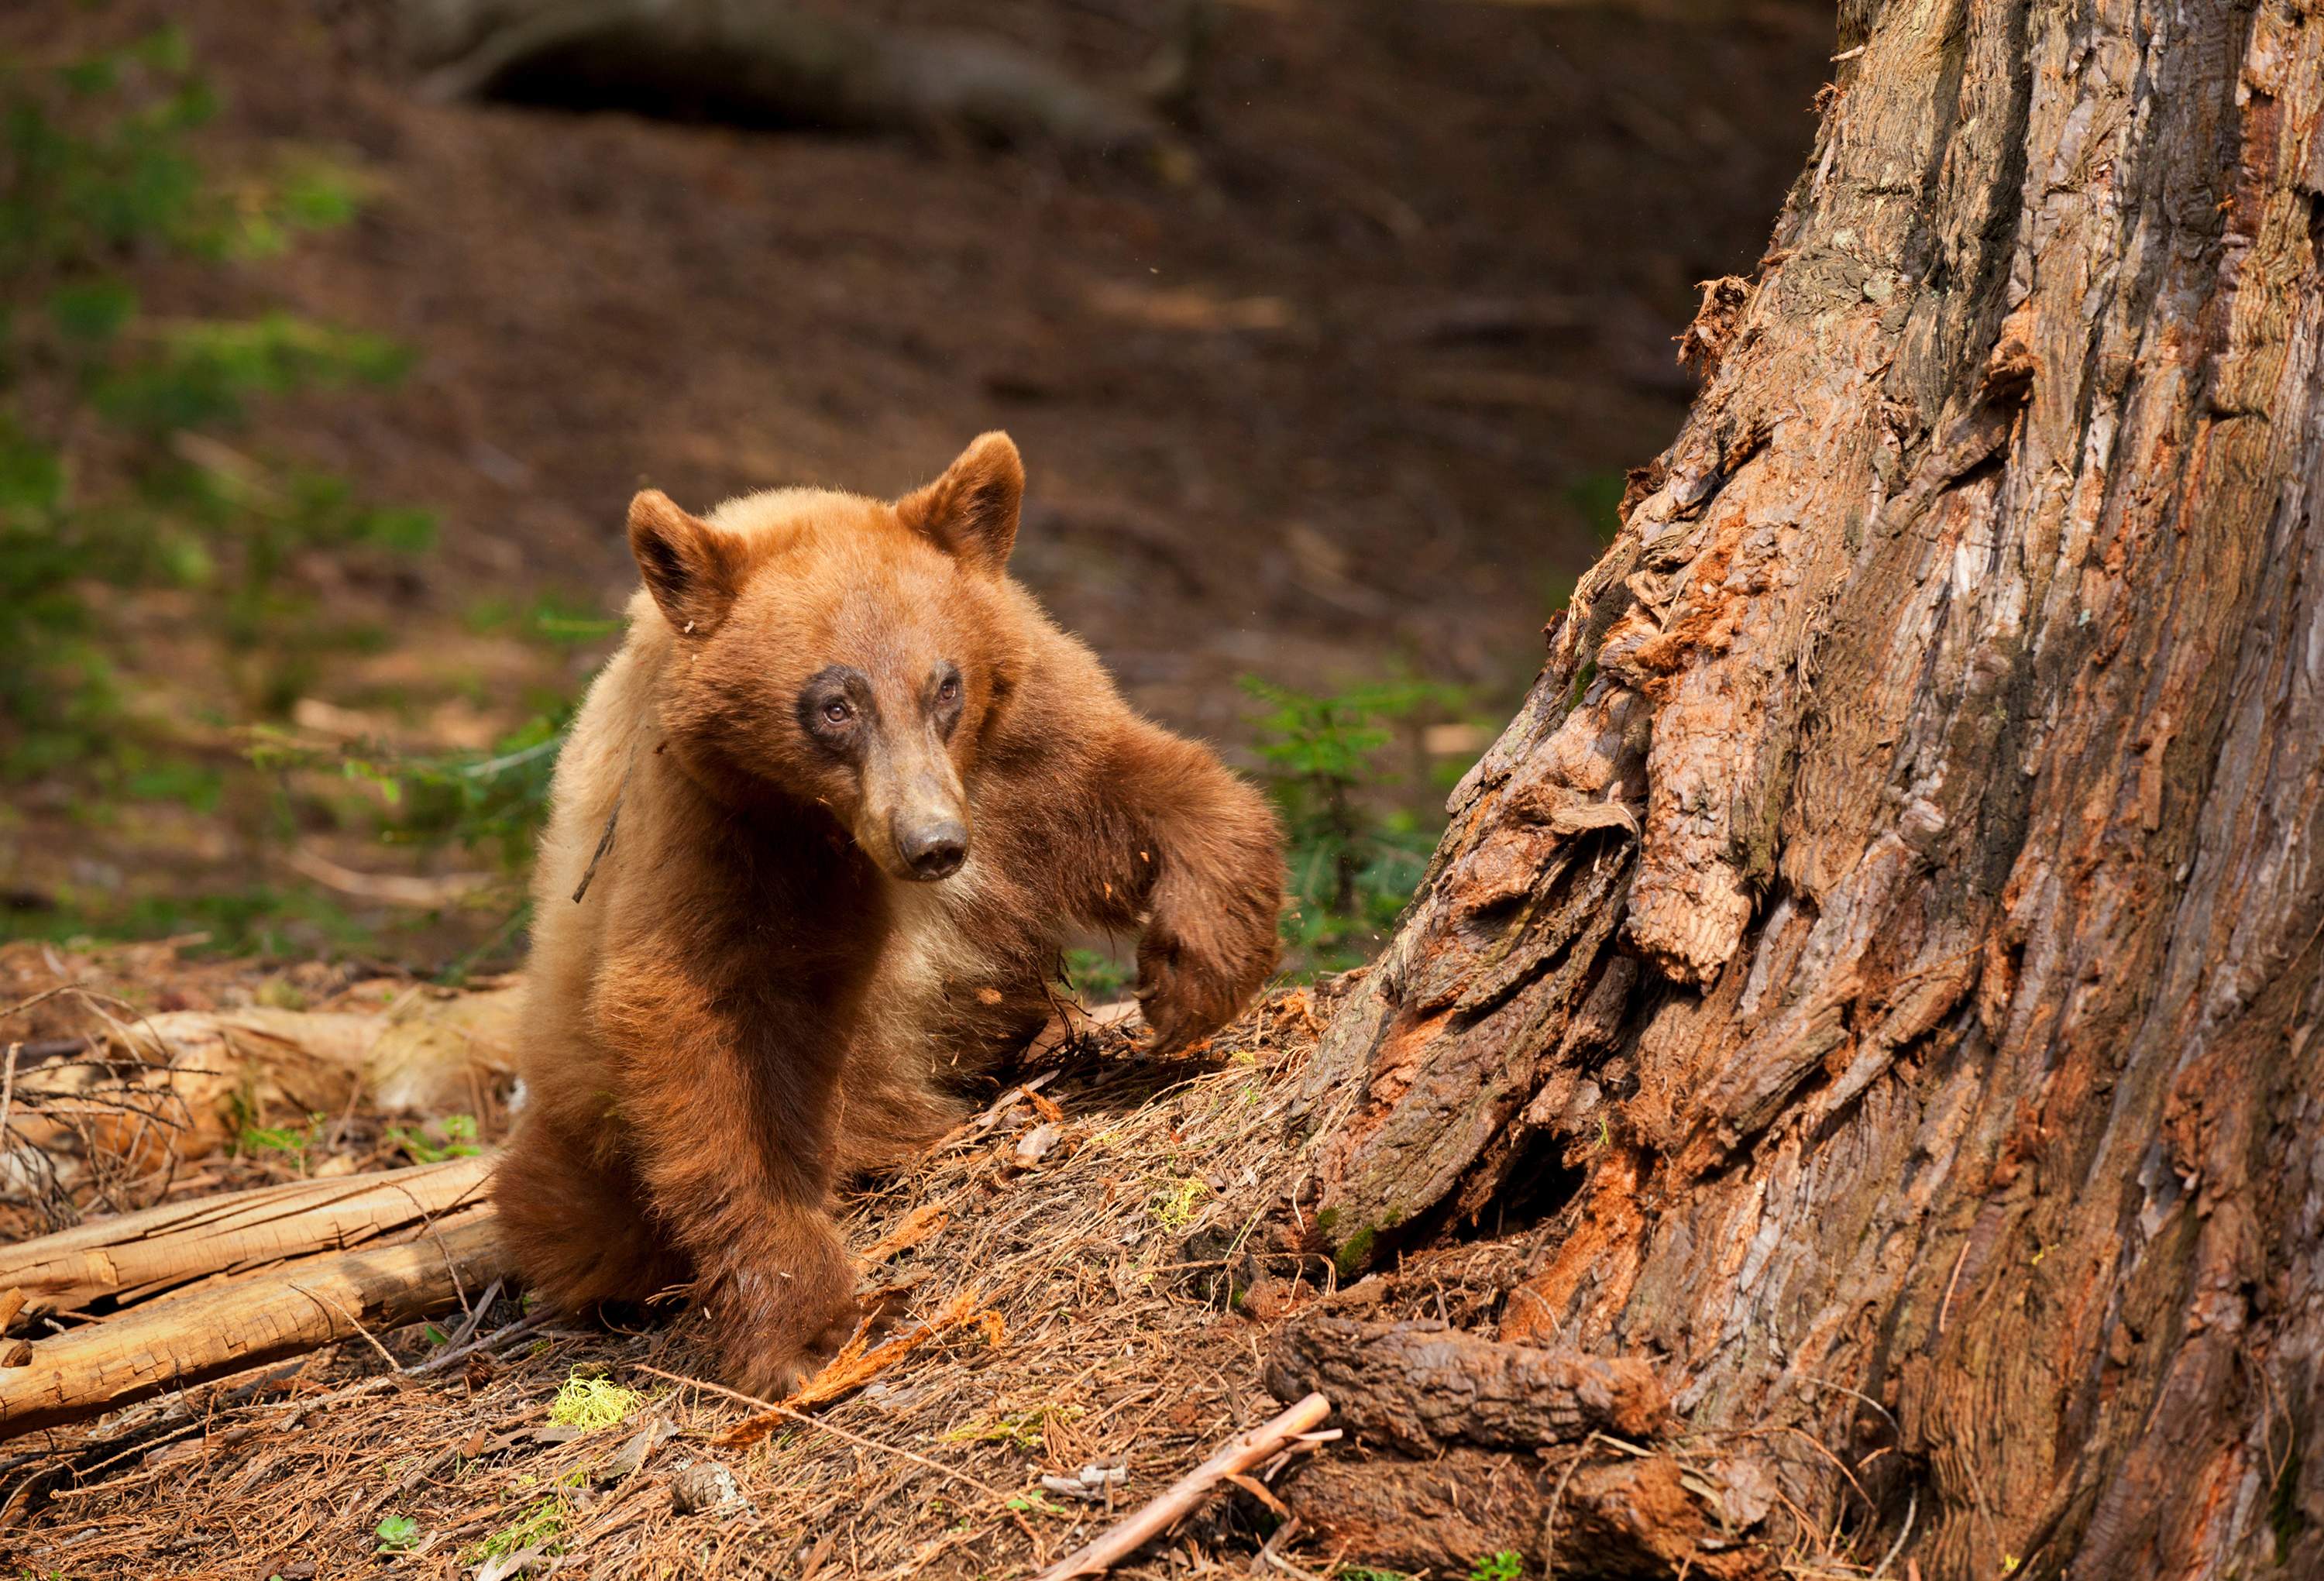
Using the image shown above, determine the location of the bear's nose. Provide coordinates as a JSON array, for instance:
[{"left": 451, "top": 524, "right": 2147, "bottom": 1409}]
[{"left": 895, "top": 816, "right": 968, "bottom": 880}]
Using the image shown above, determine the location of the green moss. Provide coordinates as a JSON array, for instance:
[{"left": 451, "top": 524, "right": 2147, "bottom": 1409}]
[
  {"left": 461, "top": 1498, "right": 564, "bottom": 1565},
  {"left": 548, "top": 1372, "right": 643, "bottom": 1429}
]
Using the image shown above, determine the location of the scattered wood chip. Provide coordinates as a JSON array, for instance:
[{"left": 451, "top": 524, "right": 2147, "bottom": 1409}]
[
  {"left": 861, "top": 1202, "right": 949, "bottom": 1264},
  {"left": 1014, "top": 1122, "right": 1063, "bottom": 1169},
  {"left": 1041, "top": 1465, "right": 1129, "bottom": 1503},
  {"left": 599, "top": 1416, "right": 676, "bottom": 1483}
]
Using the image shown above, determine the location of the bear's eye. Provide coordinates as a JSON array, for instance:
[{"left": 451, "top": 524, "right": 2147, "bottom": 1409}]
[
  {"left": 937, "top": 676, "right": 960, "bottom": 705},
  {"left": 821, "top": 699, "right": 851, "bottom": 724}
]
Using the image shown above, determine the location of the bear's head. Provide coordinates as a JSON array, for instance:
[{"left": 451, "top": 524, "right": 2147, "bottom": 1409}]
[{"left": 627, "top": 432, "right": 1030, "bottom": 884}]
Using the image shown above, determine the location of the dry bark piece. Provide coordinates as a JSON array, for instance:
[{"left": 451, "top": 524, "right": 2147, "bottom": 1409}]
[
  {"left": 599, "top": 1417, "right": 676, "bottom": 1483},
  {"left": 0, "top": 1208, "right": 507, "bottom": 1438},
  {"left": 2, "top": 988, "right": 517, "bottom": 1192},
  {"left": 1266, "top": 1316, "right": 1667, "bottom": 1456},
  {"left": 0, "top": 1153, "right": 493, "bottom": 1315}
]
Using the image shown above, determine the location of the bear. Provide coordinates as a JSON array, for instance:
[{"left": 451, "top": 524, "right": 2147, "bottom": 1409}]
[{"left": 491, "top": 431, "right": 1284, "bottom": 1395}]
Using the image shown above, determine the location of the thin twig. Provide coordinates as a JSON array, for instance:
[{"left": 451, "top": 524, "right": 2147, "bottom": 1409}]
[
  {"left": 442, "top": 1277, "right": 504, "bottom": 1353},
  {"left": 1030, "top": 1394, "right": 1332, "bottom": 1581},
  {"left": 283, "top": 1282, "right": 404, "bottom": 1375},
  {"left": 0, "top": 1039, "right": 19, "bottom": 1158},
  {"left": 1542, "top": 1430, "right": 1604, "bottom": 1579},
  {"left": 0, "top": 985, "right": 84, "bottom": 1027},
  {"left": 1869, "top": 1490, "right": 1917, "bottom": 1580}
]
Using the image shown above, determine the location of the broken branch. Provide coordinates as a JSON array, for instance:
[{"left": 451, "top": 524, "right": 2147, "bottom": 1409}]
[
  {"left": 0, "top": 1153, "right": 493, "bottom": 1315},
  {"left": 1031, "top": 1393, "right": 1332, "bottom": 1581}
]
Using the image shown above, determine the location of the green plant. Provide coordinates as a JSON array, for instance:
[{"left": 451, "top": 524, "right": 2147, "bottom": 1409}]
[
  {"left": 248, "top": 694, "right": 576, "bottom": 878},
  {"left": 384, "top": 1112, "right": 481, "bottom": 1164},
  {"left": 1468, "top": 1552, "right": 1524, "bottom": 1581},
  {"left": 373, "top": 1514, "right": 419, "bottom": 1553},
  {"left": 0, "top": 33, "right": 421, "bottom": 761},
  {"left": 548, "top": 1370, "right": 644, "bottom": 1429},
  {"left": 940, "top": 1404, "right": 1081, "bottom": 1451},
  {"left": 1061, "top": 945, "right": 1131, "bottom": 1001},
  {"left": 234, "top": 1114, "right": 319, "bottom": 1166},
  {"left": 462, "top": 1497, "right": 565, "bottom": 1564},
  {"left": 1243, "top": 676, "right": 1464, "bottom": 974},
  {"left": 1150, "top": 1176, "right": 1208, "bottom": 1231}
]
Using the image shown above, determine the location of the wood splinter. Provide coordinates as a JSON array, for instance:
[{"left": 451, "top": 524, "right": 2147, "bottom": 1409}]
[{"left": 1031, "top": 1393, "right": 1335, "bottom": 1581}]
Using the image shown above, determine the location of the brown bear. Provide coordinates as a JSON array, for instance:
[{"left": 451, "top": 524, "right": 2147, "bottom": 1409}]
[{"left": 492, "top": 431, "right": 1284, "bottom": 1395}]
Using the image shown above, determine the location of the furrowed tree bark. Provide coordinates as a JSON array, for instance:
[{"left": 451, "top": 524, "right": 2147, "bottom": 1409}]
[{"left": 1287, "top": 2, "right": 2324, "bottom": 1576}]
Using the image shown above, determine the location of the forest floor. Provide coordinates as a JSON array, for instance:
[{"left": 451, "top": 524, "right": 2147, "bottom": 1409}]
[
  {"left": 0, "top": 0, "right": 1830, "bottom": 967},
  {"left": 0, "top": 940, "right": 1561, "bottom": 1581}
]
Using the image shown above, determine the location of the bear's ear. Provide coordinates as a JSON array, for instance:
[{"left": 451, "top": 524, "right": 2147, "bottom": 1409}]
[
  {"left": 896, "top": 431, "right": 1023, "bottom": 574},
  {"left": 628, "top": 490, "right": 745, "bottom": 636}
]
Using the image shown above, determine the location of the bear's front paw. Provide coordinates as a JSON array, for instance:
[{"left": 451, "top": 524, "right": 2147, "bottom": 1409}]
[
  {"left": 701, "top": 1237, "right": 862, "bottom": 1401},
  {"left": 1136, "top": 925, "right": 1264, "bottom": 1052},
  {"left": 718, "top": 1297, "right": 861, "bottom": 1401}
]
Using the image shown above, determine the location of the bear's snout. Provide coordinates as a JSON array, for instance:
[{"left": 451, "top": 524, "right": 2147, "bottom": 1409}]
[{"left": 893, "top": 813, "right": 968, "bottom": 881}]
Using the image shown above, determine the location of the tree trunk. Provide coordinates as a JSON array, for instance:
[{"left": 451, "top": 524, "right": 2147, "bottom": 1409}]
[{"left": 1288, "top": 2, "right": 2324, "bottom": 1576}]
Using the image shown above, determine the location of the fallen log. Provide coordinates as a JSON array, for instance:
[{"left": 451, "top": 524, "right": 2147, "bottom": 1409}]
[
  {"left": 0, "top": 1209, "right": 508, "bottom": 1439},
  {"left": 398, "top": 0, "right": 1170, "bottom": 156},
  {"left": 0, "top": 1153, "right": 493, "bottom": 1318},
  {"left": 3, "top": 987, "right": 518, "bottom": 1202},
  {"left": 1265, "top": 1315, "right": 1669, "bottom": 1456}
]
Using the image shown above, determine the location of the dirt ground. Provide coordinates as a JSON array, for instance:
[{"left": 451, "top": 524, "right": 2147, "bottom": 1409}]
[{"left": 0, "top": 0, "right": 1829, "bottom": 959}]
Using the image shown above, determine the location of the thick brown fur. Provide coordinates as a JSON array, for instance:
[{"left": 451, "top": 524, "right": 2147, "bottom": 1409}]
[{"left": 492, "top": 432, "right": 1284, "bottom": 1394}]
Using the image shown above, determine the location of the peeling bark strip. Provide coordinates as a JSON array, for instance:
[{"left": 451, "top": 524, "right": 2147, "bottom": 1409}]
[
  {"left": 1291, "top": 0, "right": 2324, "bottom": 1575},
  {"left": 1264, "top": 1316, "right": 1667, "bottom": 1456}
]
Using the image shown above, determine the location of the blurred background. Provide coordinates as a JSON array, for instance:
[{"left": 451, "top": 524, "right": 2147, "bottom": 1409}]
[{"left": 0, "top": 0, "right": 1828, "bottom": 981}]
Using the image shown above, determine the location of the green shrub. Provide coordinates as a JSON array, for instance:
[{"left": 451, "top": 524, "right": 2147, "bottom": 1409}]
[
  {"left": 1243, "top": 675, "right": 1467, "bottom": 975},
  {"left": 0, "top": 27, "right": 428, "bottom": 935}
]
